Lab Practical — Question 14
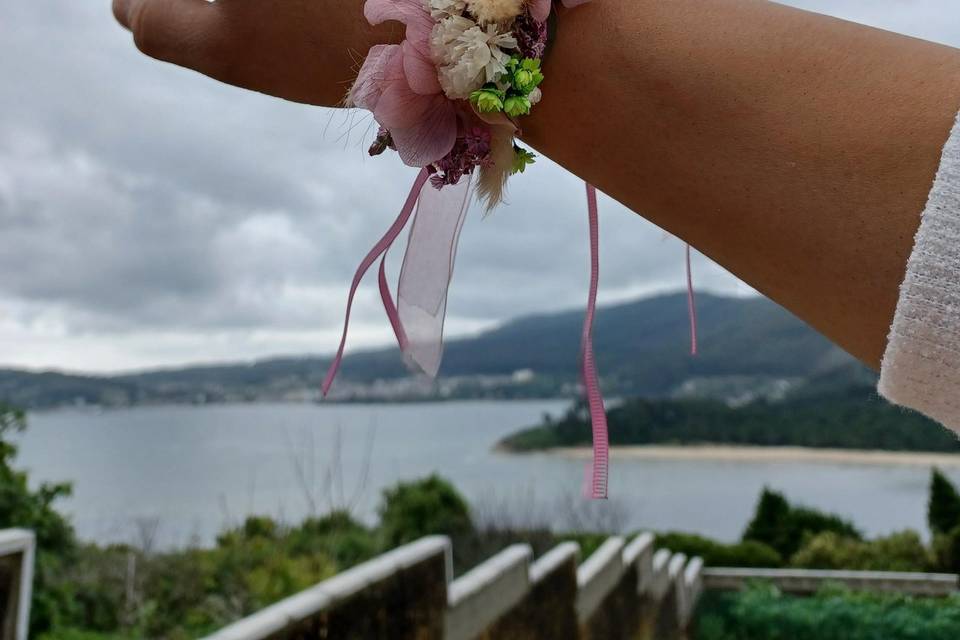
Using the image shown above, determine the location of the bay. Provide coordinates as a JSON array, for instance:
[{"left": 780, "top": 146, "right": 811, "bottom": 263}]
[{"left": 13, "top": 401, "right": 959, "bottom": 548}]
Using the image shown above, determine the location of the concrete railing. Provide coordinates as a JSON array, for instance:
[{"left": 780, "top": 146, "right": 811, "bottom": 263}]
[
  {"left": 0, "top": 529, "right": 35, "bottom": 640},
  {"left": 703, "top": 567, "right": 960, "bottom": 597},
  {"left": 204, "top": 536, "right": 451, "bottom": 640},
  {"left": 445, "top": 544, "right": 532, "bottom": 640},
  {"left": 205, "top": 533, "right": 703, "bottom": 640}
]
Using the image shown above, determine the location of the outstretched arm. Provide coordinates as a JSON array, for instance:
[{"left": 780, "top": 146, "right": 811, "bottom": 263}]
[{"left": 113, "top": 0, "right": 960, "bottom": 369}]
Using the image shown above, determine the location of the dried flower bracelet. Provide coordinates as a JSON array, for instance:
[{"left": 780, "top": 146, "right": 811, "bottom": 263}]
[{"left": 324, "top": 0, "right": 611, "bottom": 498}]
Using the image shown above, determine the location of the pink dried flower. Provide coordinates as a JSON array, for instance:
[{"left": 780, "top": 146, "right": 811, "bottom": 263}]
[
  {"left": 512, "top": 12, "right": 548, "bottom": 59},
  {"left": 429, "top": 127, "right": 494, "bottom": 188}
]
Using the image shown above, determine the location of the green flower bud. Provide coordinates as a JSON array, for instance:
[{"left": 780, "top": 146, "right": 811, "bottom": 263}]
[
  {"left": 470, "top": 88, "right": 504, "bottom": 113},
  {"left": 513, "top": 70, "right": 534, "bottom": 93},
  {"left": 512, "top": 59, "right": 544, "bottom": 94},
  {"left": 503, "top": 95, "right": 532, "bottom": 117},
  {"left": 511, "top": 147, "right": 536, "bottom": 175}
]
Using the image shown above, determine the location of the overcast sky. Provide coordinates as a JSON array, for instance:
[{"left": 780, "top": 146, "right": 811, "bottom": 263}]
[{"left": 1, "top": 1, "right": 958, "bottom": 373}]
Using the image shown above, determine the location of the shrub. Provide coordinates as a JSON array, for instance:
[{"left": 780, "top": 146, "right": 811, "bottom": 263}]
[
  {"left": 933, "top": 524, "right": 960, "bottom": 574},
  {"left": 378, "top": 475, "right": 472, "bottom": 547},
  {"left": 790, "top": 530, "right": 931, "bottom": 571},
  {"left": 696, "top": 584, "right": 960, "bottom": 640},
  {"left": 928, "top": 468, "right": 960, "bottom": 535},
  {"left": 743, "top": 488, "right": 860, "bottom": 558},
  {"left": 289, "top": 511, "right": 380, "bottom": 567},
  {"left": 655, "top": 532, "right": 782, "bottom": 568}
]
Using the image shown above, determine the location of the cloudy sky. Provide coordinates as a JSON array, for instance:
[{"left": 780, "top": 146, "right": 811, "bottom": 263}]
[{"left": 1, "top": 1, "right": 958, "bottom": 373}]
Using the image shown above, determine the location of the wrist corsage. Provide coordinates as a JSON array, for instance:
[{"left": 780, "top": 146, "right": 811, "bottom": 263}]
[{"left": 324, "top": 0, "right": 619, "bottom": 499}]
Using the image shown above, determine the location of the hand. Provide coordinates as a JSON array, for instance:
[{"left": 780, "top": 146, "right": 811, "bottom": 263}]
[{"left": 112, "top": 0, "right": 399, "bottom": 107}]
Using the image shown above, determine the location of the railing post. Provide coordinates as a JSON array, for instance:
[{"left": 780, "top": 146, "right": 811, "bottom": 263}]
[
  {"left": 203, "top": 536, "right": 451, "bottom": 640},
  {"left": 480, "top": 542, "right": 581, "bottom": 640},
  {"left": 444, "top": 544, "right": 532, "bottom": 640},
  {"left": 0, "top": 529, "right": 35, "bottom": 640},
  {"left": 575, "top": 537, "right": 626, "bottom": 638}
]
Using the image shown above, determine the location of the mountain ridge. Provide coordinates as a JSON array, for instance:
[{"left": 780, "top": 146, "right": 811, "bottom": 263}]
[{"left": 0, "top": 292, "right": 871, "bottom": 408}]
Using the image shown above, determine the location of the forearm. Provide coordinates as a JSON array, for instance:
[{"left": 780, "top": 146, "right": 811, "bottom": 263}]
[{"left": 524, "top": 0, "right": 960, "bottom": 368}]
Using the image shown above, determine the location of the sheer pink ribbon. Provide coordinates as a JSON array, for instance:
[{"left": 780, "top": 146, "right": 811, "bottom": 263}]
[
  {"left": 322, "top": 168, "right": 471, "bottom": 395},
  {"left": 323, "top": 172, "right": 613, "bottom": 500}
]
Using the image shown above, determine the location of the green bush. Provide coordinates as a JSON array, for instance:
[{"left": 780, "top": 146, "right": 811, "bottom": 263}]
[
  {"left": 0, "top": 404, "right": 79, "bottom": 636},
  {"left": 696, "top": 584, "right": 960, "bottom": 640},
  {"left": 928, "top": 468, "right": 960, "bottom": 535},
  {"left": 933, "top": 524, "right": 960, "bottom": 574},
  {"left": 790, "top": 530, "right": 932, "bottom": 571},
  {"left": 378, "top": 475, "right": 472, "bottom": 547},
  {"left": 743, "top": 488, "right": 861, "bottom": 558},
  {"left": 655, "top": 532, "right": 782, "bottom": 568},
  {"left": 288, "top": 511, "right": 380, "bottom": 567}
]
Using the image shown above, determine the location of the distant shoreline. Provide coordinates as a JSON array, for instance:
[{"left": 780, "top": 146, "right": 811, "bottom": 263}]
[{"left": 542, "top": 445, "right": 960, "bottom": 467}]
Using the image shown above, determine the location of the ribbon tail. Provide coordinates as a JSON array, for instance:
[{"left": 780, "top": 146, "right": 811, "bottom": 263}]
[
  {"left": 321, "top": 168, "right": 430, "bottom": 397},
  {"left": 396, "top": 175, "right": 472, "bottom": 377},
  {"left": 686, "top": 243, "right": 698, "bottom": 356},
  {"left": 379, "top": 253, "right": 408, "bottom": 352},
  {"left": 582, "top": 184, "right": 609, "bottom": 500}
]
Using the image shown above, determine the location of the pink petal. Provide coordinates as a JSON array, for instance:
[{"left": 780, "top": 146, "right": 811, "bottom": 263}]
[
  {"left": 529, "top": 0, "right": 552, "bottom": 22},
  {"left": 364, "top": 0, "right": 434, "bottom": 54},
  {"left": 389, "top": 97, "right": 458, "bottom": 167},
  {"left": 402, "top": 41, "right": 441, "bottom": 96},
  {"left": 349, "top": 44, "right": 403, "bottom": 110},
  {"left": 375, "top": 74, "right": 438, "bottom": 130}
]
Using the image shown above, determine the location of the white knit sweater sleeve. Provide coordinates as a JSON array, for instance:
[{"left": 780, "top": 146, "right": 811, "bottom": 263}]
[{"left": 879, "top": 111, "right": 960, "bottom": 435}]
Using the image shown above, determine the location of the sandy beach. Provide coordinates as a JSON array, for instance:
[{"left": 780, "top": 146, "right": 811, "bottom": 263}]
[{"left": 549, "top": 445, "right": 960, "bottom": 467}]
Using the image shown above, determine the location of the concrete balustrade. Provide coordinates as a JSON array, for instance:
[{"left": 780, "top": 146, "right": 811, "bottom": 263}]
[
  {"left": 0, "top": 529, "right": 34, "bottom": 640},
  {"left": 703, "top": 567, "right": 960, "bottom": 597},
  {"left": 201, "top": 532, "right": 706, "bottom": 640}
]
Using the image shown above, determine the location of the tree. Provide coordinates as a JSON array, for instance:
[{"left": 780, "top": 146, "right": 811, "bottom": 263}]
[
  {"left": 928, "top": 468, "right": 960, "bottom": 535},
  {"left": 378, "top": 475, "right": 472, "bottom": 547},
  {"left": 743, "top": 488, "right": 861, "bottom": 560}
]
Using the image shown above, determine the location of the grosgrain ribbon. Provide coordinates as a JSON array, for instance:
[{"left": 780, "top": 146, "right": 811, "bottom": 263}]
[
  {"left": 686, "top": 243, "right": 698, "bottom": 356},
  {"left": 582, "top": 184, "right": 609, "bottom": 499}
]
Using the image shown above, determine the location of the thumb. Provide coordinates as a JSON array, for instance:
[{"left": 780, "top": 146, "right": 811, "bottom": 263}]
[{"left": 112, "top": 0, "right": 231, "bottom": 78}]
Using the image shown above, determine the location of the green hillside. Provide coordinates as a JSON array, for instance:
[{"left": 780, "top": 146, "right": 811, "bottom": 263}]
[{"left": 0, "top": 293, "right": 867, "bottom": 408}]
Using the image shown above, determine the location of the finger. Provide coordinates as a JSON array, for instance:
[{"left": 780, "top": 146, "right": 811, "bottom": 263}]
[{"left": 113, "top": 0, "right": 230, "bottom": 77}]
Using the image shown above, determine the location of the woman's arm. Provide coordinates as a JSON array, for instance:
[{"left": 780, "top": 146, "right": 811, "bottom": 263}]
[
  {"left": 113, "top": 0, "right": 960, "bottom": 369},
  {"left": 527, "top": 0, "right": 960, "bottom": 369}
]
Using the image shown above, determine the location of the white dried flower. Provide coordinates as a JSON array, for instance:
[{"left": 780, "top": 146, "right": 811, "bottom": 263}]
[
  {"left": 427, "top": 0, "right": 467, "bottom": 19},
  {"left": 465, "top": 0, "right": 525, "bottom": 25},
  {"left": 432, "top": 16, "right": 518, "bottom": 99}
]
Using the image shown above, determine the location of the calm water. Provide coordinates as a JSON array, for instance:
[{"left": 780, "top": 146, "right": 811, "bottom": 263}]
[{"left": 13, "top": 401, "right": 960, "bottom": 548}]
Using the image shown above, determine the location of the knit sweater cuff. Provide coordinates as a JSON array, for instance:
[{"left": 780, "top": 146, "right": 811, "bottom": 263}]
[{"left": 879, "top": 110, "right": 960, "bottom": 435}]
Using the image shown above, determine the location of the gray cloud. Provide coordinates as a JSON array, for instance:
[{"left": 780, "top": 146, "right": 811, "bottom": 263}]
[{"left": 0, "top": 1, "right": 956, "bottom": 371}]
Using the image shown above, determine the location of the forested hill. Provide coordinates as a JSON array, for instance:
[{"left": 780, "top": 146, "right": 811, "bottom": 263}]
[
  {"left": 0, "top": 293, "right": 871, "bottom": 408},
  {"left": 499, "top": 383, "right": 960, "bottom": 453}
]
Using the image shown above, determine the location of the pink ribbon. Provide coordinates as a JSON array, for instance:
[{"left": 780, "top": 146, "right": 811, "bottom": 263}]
[
  {"left": 321, "top": 168, "right": 429, "bottom": 397},
  {"left": 582, "top": 184, "right": 609, "bottom": 499},
  {"left": 324, "top": 172, "right": 612, "bottom": 500},
  {"left": 686, "top": 243, "right": 698, "bottom": 356}
]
